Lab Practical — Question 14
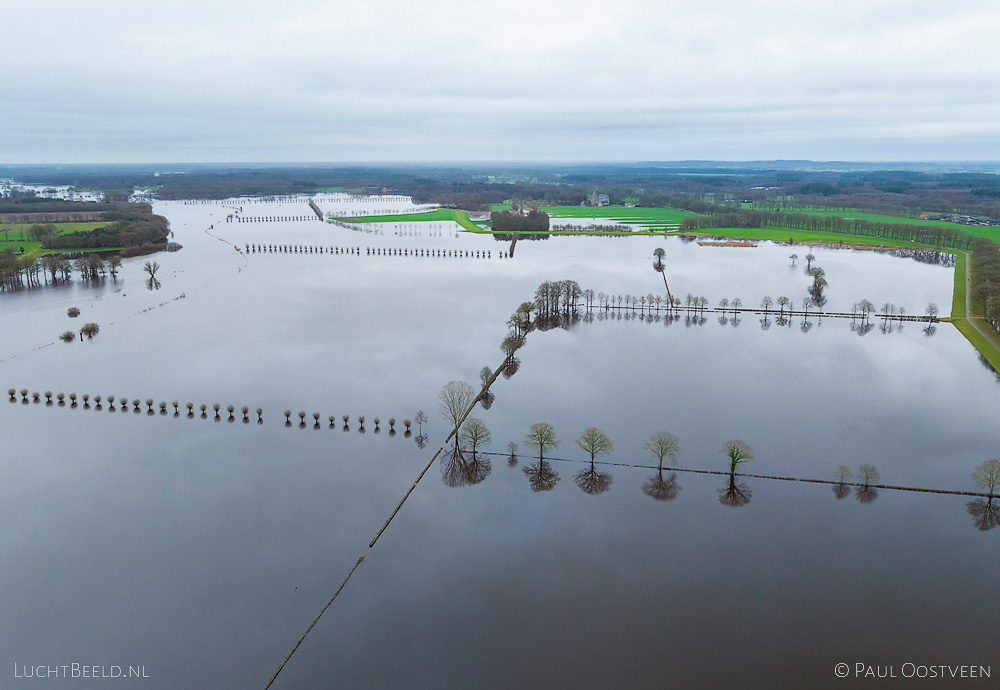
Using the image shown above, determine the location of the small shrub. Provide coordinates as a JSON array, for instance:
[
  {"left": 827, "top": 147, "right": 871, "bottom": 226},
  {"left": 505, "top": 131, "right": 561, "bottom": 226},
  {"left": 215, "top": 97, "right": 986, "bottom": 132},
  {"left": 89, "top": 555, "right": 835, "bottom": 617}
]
[
  {"left": 61, "top": 331, "right": 75, "bottom": 342},
  {"left": 67, "top": 307, "right": 80, "bottom": 318}
]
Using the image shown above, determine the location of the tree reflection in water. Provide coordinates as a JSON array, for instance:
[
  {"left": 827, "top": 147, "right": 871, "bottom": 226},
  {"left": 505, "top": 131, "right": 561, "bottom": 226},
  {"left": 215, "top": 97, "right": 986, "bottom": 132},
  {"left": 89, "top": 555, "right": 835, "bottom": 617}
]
[
  {"left": 502, "top": 357, "right": 520, "bottom": 379},
  {"left": 642, "top": 470, "right": 680, "bottom": 502},
  {"left": 832, "top": 483, "right": 851, "bottom": 499},
  {"left": 573, "top": 460, "right": 613, "bottom": 495},
  {"left": 523, "top": 460, "right": 560, "bottom": 492},
  {"left": 440, "top": 444, "right": 491, "bottom": 487},
  {"left": 479, "top": 390, "right": 495, "bottom": 410},
  {"left": 855, "top": 484, "right": 879, "bottom": 504},
  {"left": 718, "top": 475, "right": 752, "bottom": 508},
  {"left": 967, "top": 497, "right": 1000, "bottom": 531}
]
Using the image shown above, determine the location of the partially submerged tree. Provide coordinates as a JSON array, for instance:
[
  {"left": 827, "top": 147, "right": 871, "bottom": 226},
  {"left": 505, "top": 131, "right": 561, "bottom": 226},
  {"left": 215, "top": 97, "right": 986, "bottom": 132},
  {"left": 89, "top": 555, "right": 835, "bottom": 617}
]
[
  {"left": 721, "top": 440, "right": 754, "bottom": 475},
  {"left": 439, "top": 381, "right": 475, "bottom": 445},
  {"left": 972, "top": 459, "right": 1000, "bottom": 495},
  {"left": 524, "top": 422, "right": 559, "bottom": 461},
  {"left": 572, "top": 427, "right": 614, "bottom": 495},
  {"left": 507, "top": 441, "right": 519, "bottom": 467},
  {"left": 460, "top": 418, "right": 492, "bottom": 458},
  {"left": 833, "top": 464, "right": 853, "bottom": 499},
  {"left": 856, "top": 463, "right": 880, "bottom": 504},
  {"left": 644, "top": 431, "right": 680, "bottom": 469},
  {"left": 575, "top": 427, "right": 613, "bottom": 462}
]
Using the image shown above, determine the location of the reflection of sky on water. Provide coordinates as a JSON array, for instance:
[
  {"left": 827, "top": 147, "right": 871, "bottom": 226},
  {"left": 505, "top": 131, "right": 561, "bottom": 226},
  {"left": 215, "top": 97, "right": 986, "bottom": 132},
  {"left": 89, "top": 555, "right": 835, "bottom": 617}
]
[{"left": 1, "top": 197, "right": 997, "bottom": 688}]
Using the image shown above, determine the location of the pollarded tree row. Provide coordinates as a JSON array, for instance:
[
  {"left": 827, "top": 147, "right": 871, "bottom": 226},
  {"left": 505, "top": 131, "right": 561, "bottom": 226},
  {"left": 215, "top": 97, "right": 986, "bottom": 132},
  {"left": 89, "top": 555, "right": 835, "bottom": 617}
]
[
  {"left": 243, "top": 243, "right": 492, "bottom": 259},
  {"left": 227, "top": 215, "right": 319, "bottom": 222},
  {"left": 5, "top": 389, "right": 417, "bottom": 436}
]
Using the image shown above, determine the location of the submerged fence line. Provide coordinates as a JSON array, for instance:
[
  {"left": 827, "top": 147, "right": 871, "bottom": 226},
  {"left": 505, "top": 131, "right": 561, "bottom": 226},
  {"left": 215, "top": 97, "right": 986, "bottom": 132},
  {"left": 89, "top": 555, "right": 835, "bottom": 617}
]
[
  {"left": 476, "top": 451, "right": 994, "bottom": 499},
  {"left": 587, "top": 304, "right": 936, "bottom": 323}
]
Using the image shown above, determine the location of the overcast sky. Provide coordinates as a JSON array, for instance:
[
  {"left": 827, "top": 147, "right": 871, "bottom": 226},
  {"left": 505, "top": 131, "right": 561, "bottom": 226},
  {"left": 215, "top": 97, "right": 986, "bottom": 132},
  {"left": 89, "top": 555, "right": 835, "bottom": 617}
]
[{"left": 3, "top": 0, "right": 999, "bottom": 163}]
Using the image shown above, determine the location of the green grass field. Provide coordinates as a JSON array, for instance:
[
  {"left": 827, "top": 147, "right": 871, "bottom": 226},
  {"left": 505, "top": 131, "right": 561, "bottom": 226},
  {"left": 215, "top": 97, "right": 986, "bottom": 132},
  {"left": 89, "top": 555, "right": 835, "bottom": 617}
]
[
  {"left": 331, "top": 208, "right": 483, "bottom": 233},
  {"left": 952, "top": 252, "right": 967, "bottom": 319},
  {"left": 0, "top": 222, "right": 109, "bottom": 259}
]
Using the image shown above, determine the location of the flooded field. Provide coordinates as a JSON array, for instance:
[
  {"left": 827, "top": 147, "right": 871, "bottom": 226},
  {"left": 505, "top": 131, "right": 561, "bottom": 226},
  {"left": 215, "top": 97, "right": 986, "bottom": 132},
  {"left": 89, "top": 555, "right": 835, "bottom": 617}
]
[{"left": 2, "top": 197, "right": 997, "bottom": 688}]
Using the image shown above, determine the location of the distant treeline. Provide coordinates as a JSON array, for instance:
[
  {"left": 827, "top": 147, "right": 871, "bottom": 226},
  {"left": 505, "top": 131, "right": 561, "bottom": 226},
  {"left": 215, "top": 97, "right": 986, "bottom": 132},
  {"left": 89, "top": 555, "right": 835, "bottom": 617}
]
[
  {"left": 0, "top": 199, "right": 110, "bottom": 215},
  {"left": 5, "top": 163, "right": 1000, "bottom": 220}
]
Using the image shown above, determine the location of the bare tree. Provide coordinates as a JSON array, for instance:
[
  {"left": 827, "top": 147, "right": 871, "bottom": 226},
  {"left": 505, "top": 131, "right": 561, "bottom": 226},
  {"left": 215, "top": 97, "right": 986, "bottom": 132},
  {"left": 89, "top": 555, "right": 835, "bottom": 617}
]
[
  {"left": 575, "top": 427, "right": 613, "bottom": 462},
  {"left": 460, "top": 418, "right": 492, "bottom": 458},
  {"left": 644, "top": 431, "right": 681, "bottom": 470},
  {"left": 856, "top": 463, "right": 880, "bottom": 504},
  {"left": 439, "top": 381, "right": 475, "bottom": 444},
  {"left": 972, "top": 459, "right": 1000, "bottom": 495},
  {"left": 721, "top": 440, "right": 754, "bottom": 475},
  {"left": 524, "top": 422, "right": 559, "bottom": 461},
  {"left": 507, "top": 441, "right": 519, "bottom": 467}
]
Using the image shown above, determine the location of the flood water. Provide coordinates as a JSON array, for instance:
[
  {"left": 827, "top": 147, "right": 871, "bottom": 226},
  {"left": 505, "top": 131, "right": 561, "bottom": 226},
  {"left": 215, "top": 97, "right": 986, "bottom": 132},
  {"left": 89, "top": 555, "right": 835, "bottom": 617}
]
[{"left": 2, "top": 197, "right": 998, "bottom": 688}]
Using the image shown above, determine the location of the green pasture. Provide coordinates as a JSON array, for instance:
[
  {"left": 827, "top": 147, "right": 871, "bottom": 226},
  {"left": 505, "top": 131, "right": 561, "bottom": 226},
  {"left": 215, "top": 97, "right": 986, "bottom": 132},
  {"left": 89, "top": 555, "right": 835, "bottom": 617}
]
[
  {"left": 331, "top": 208, "right": 483, "bottom": 233},
  {"left": 0, "top": 222, "right": 109, "bottom": 260},
  {"left": 775, "top": 208, "right": 981, "bottom": 230},
  {"left": 952, "top": 252, "right": 967, "bottom": 319}
]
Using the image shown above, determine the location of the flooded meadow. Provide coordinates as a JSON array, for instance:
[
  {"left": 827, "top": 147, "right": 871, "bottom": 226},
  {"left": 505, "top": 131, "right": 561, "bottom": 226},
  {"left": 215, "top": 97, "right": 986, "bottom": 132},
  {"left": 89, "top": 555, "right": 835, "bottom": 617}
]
[{"left": 2, "top": 197, "right": 998, "bottom": 688}]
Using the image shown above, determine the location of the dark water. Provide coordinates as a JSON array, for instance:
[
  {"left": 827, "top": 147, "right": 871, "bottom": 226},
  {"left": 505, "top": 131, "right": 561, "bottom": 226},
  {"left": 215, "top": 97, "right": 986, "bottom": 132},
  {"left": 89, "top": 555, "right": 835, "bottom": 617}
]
[{"left": 1, "top": 199, "right": 997, "bottom": 688}]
